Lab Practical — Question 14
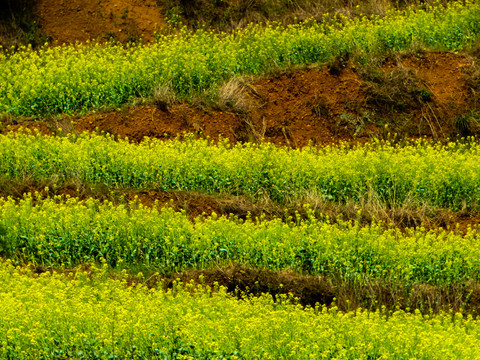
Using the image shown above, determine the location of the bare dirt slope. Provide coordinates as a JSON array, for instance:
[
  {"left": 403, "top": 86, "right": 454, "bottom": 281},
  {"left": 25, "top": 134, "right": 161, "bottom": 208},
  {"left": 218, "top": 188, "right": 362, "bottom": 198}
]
[{"left": 34, "top": 0, "right": 165, "bottom": 44}]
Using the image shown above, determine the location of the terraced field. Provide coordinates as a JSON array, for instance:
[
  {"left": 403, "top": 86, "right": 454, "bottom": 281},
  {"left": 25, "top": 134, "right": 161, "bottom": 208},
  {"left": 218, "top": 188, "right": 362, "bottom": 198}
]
[{"left": 2, "top": 0, "right": 480, "bottom": 358}]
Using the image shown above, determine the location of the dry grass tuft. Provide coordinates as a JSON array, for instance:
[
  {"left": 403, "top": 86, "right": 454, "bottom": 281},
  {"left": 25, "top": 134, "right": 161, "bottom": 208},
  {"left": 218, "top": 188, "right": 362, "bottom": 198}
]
[
  {"left": 151, "top": 85, "right": 177, "bottom": 112},
  {"left": 465, "top": 57, "right": 480, "bottom": 109},
  {"left": 361, "top": 63, "right": 429, "bottom": 113},
  {"left": 216, "top": 78, "right": 254, "bottom": 115},
  {"left": 293, "top": 191, "right": 464, "bottom": 231}
]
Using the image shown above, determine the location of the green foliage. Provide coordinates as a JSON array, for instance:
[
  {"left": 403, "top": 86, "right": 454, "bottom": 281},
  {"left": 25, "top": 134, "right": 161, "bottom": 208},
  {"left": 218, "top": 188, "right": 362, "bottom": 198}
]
[
  {"left": 1, "top": 132, "right": 480, "bottom": 210},
  {"left": 1, "top": 194, "right": 480, "bottom": 285},
  {"left": 2, "top": 261, "right": 480, "bottom": 359},
  {"left": 0, "top": 1, "right": 479, "bottom": 116}
]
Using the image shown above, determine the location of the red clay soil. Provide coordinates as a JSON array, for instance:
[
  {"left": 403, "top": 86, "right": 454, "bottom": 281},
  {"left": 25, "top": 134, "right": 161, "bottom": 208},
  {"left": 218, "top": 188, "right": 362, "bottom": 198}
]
[
  {"left": 74, "top": 104, "right": 243, "bottom": 143},
  {"left": 34, "top": 0, "right": 165, "bottom": 44},
  {"left": 402, "top": 52, "right": 471, "bottom": 117},
  {"left": 382, "top": 52, "right": 472, "bottom": 138},
  {"left": 67, "top": 65, "right": 372, "bottom": 147},
  {"left": 245, "top": 66, "right": 366, "bottom": 147}
]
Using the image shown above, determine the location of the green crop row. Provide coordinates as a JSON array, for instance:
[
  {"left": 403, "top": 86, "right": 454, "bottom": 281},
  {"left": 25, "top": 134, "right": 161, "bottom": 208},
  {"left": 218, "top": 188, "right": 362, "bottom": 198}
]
[
  {"left": 1, "top": 194, "right": 480, "bottom": 285},
  {"left": 1, "top": 132, "right": 480, "bottom": 210},
  {"left": 0, "top": 1, "right": 479, "bottom": 116},
  {"left": 1, "top": 260, "right": 479, "bottom": 359}
]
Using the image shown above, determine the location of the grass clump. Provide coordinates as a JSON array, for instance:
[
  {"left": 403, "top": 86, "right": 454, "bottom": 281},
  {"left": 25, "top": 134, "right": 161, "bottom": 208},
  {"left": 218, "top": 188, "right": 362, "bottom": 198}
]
[{"left": 362, "top": 65, "right": 429, "bottom": 112}]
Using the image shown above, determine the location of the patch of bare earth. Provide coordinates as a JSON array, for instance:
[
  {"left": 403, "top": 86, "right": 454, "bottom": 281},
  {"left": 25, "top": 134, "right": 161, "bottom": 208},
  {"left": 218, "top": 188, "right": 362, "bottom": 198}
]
[
  {"left": 74, "top": 104, "right": 243, "bottom": 143},
  {"left": 380, "top": 52, "right": 471, "bottom": 138},
  {"left": 34, "top": 0, "right": 165, "bottom": 44}
]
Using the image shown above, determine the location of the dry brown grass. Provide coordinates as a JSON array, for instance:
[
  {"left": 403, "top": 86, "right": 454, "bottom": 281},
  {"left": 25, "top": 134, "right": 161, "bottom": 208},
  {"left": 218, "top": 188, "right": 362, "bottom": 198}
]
[
  {"left": 151, "top": 85, "right": 177, "bottom": 112},
  {"left": 361, "top": 63, "right": 428, "bottom": 113},
  {"left": 292, "top": 191, "right": 465, "bottom": 230},
  {"left": 216, "top": 78, "right": 254, "bottom": 115},
  {"left": 466, "top": 58, "right": 480, "bottom": 110}
]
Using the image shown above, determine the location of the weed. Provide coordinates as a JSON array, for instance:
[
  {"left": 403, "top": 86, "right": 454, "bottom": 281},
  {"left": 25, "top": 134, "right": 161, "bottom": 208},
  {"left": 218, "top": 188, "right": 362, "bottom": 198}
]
[
  {"left": 465, "top": 58, "right": 480, "bottom": 109},
  {"left": 0, "top": 0, "right": 49, "bottom": 48},
  {"left": 361, "top": 64, "right": 425, "bottom": 113},
  {"left": 336, "top": 110, "right": 374, "bottom": 136},
  {"left": 419, "top": 87, "right": 432, "bottom": 102},
  {"left": 152, "top": 86, "right": 176, "bottom": 112},
  {"left": 216, "top": 79, "right": 253, "bottom": 115},
  {"left": 328, "top": 53, "right": 350, "bottom": 76},
  {"left": 456, "top": 112, "right": 480, "bottom": 137},
  {"left": 158, "top": 0, "right": 427, "bottom": 32},
  {"left": 308, "top": 95, "right": 330, "bottom": 117}
]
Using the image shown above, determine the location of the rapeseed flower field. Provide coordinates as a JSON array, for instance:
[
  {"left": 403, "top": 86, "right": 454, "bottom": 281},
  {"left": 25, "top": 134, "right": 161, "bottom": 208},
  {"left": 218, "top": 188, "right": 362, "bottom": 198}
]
[
  {"left": 2, "top": 1, "right": 480, "bottom": 357},
  {"left": 1, "top": 261, "right": 480, "bottom": 359}
]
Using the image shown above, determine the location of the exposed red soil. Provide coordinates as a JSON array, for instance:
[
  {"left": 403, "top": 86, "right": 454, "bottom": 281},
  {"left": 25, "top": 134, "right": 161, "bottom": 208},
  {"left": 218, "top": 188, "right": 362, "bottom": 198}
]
[
  {"left": 173, "top": 266, "right": 336, "bottom": 308},
  {"left": 402, "top": 52, "right": 471, "bottom": 117},
  {"left": 75, "top": 103, "right": 243, "bottom": 143},
  {"left": 34, "top": 0, "right": 165, "bottom": 44},
  {"left": 246, "top": 67, "right": 366, "bottom": 147},
  {"left": 381, "top": 52, "right": 472, "bottom": 138}
]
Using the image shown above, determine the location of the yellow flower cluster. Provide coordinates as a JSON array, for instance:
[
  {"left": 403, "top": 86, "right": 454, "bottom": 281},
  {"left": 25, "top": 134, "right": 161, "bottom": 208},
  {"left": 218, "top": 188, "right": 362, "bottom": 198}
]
[
  {"left": 1, "top": 260, "right": 479, "bottom": 359},
  {"left": 1, "top": 193, "right": 480, "bottom": 285},
  {"left": 1, "top": 132, "right": 479, "bottom": 210},
  {"left": 0, "top": 1, "right": 478, "bottom": 116}
]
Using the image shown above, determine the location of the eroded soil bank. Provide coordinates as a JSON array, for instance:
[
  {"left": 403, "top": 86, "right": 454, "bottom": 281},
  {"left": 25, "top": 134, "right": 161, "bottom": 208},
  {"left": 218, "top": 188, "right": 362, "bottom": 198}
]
[{"left": 4, "top": 52, "right": 477, "bottom": 148}]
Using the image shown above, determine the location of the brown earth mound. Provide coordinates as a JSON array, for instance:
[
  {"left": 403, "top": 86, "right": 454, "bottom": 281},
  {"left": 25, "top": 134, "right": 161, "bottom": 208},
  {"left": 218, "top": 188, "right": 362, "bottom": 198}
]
[
  {"left": 75, "top": 103, "right": 243, "bottom": 143},
  {"left": 379, "top": 52, "right": 472, "bottom": 138},
  {"left": 35, "top": 0, "right": 165, "bottom": 44}
]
